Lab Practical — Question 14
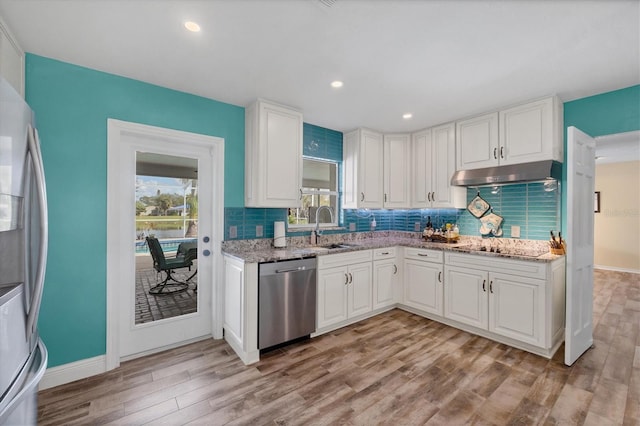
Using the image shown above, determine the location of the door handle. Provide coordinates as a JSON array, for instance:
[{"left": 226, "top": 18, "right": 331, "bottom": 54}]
[
  {"left": 300, "top": 188, "right": 303, "bottom": 200},
  {"left": 482, "top": 279, "right": 486, "bottom": 292},
  {"left": 431, "top": 192, "right": 435, "bottom": 202},
  {"left": 202, "top": 249, "right": 211, "bottom": 257},
  {"left": 427, "top": 192, "right": 431, "bottom": 202},
  {"left": 361, "top": 192, "right": 365, "bottom": 202},
  {"left": 384, "top": 193, "right": 387, "bottom": 202},
  {"left": 438, "top": 271, "right": 442, "bottom": 283},
  {"left": 489, "top": 281, "right": 494, "bottom": 293},
  {"left": 493, "top": 147, "right": 497, "bottom": 159},
  {"left": 500, "top": 147, "right": 504, "bottom": 159},
  {"left": 349, "top": 273, "right": 353, "bottom": 283},
  {"left": 344, "top": 273, "right": 349, "bottom": 285},
  {"left": 393, "top": 264, "right": 398, "bottom": 274}
]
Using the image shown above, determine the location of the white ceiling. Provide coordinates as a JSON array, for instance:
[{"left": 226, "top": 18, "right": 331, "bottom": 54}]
[
  {"left": 595, "top": 130, "right": 640, "bottom": 164},
  {"left": 0, "top": 0, "right": 638, "bottom": 134}
]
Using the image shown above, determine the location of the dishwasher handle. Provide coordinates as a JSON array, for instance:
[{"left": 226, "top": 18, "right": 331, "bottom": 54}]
[{"left": 275, "top": 266, "right": 309, "bottom": 274}]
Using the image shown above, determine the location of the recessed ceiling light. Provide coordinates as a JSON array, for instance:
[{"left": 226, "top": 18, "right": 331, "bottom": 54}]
[
  {"left": 184, "top": 21, "right": 201, "bottom": 32},
  {"left": 403, "top": 113, "right": 413, "bottom": 119},
  {"left": 330, "top": 81, "right": 343, "bottom": 88}
]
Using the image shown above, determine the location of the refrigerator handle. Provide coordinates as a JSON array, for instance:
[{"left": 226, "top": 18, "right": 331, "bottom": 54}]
[{"left": 25, "top": 125, "right": 48, "bottom": 341}]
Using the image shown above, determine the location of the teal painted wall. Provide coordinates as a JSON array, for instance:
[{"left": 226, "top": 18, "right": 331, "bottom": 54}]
[
  {"left": 26, "top": 54, "right": 244, "bottom": 367},
  {"left": 561, "top": 85, "right": 640, "bottom": 233}
]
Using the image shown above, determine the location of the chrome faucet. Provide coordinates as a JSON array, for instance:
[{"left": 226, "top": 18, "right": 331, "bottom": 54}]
[{"left": 311, "top": 205, "right": 334, "bottom": 245}]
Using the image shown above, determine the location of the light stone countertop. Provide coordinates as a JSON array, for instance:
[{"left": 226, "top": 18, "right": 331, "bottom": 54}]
[{"left": 221, "top": 234, "right": 564, "bottom": 264}]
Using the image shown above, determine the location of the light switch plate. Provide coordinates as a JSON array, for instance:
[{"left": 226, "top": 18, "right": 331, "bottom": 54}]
[
  {"left": 414, "top": 222, "right": 421, "bottom": 232},
  {"left": 349, "top": 223, "right": 356, "bottom": 231},
  {"left": 511, "top": 225, "right": 521, "bottom": 238},
  {"left": 256, "top": 225, "right": 263, "bottom": 237},
  {"left": 229, "top": 225, "right": 237, "bottom": 238}
]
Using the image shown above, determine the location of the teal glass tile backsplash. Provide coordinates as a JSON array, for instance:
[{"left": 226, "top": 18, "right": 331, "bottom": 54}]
[{"left": 225, "top": 123, "right": 560, "bottom": 241}]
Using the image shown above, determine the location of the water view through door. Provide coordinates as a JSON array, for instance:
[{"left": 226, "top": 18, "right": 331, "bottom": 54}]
[
  {"left": 107, "top": 119, "right": 224, "bottom": 364},
  {"left": 135, "top": 152, "right": 199, "bottom": 324}
]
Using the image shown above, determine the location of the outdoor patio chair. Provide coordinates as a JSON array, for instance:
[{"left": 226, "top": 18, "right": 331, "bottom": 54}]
[{"left": 146, "top": 236, "right": 193, "bottom": 295}]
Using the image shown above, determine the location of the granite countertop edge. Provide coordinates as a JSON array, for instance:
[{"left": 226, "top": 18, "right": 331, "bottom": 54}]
[{"left": 221, "top": 237, "right": 564, "bottom": 264}]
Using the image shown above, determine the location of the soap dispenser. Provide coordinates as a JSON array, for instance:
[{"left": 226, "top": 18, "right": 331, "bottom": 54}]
[{"left": 370, "top": 217, "right": 376, "bottom": 231}]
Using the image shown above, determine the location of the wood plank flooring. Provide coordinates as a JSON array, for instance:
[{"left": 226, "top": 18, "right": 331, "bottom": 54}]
[{"left": 38, "top": 269, "right": 640, "bottom": 425}]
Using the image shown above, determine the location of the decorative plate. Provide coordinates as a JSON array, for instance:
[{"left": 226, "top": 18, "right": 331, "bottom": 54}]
[{"left": 467, "top": 192, "right": 490, "bottom": 218}]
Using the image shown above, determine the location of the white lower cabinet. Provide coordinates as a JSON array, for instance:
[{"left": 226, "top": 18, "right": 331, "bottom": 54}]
[
  {"left": 372, "top": 247, "right": 399, "bottom": 310},
  {"left": 402, "top": 248, "right": 443, "bottom": 315},
  {"left": 223, "top": 255, "right": 259, "bottom": 365},
  {"left": 444, "top": 253, "right": 565, "bottom": 354},
  {"left": 317, "top": 250, "right": 373, "bottom": 330}
]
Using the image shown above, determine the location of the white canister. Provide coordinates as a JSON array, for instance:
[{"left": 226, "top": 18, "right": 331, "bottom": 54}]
[{"left": 273, "top": 221, "right": 286, "bottom": 247}]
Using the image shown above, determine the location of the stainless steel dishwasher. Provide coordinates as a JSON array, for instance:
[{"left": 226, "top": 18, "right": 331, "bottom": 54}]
[{"left": 258, "top": 257, "right": 317, "bottom": 350}]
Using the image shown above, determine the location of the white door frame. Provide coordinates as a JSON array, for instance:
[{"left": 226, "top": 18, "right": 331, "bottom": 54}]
[{"left": 105, "top": 119, "right": 224, "bottom": 371}]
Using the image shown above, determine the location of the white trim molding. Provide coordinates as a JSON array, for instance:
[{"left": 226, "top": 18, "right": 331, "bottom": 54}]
[
  {"left": 39, "top": 355, "right": 106, "bottom": 390},
  {"left": 595, "top": 264, "right": 640, "bottom": 274}
]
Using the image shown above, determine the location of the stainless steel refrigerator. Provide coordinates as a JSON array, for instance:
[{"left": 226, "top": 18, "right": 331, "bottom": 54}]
[{"left": 0, "top": 76, "right": 48, "bottom": 425}]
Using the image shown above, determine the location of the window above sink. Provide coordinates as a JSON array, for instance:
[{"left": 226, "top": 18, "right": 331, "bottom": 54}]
[{"left": 288, "top": 157, "right": 339, "bottom": 229}]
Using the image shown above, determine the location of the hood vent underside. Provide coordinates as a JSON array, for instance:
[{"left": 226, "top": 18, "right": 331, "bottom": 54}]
[{"left": 450, "top": 160, "right": 562, "bottom": 187}]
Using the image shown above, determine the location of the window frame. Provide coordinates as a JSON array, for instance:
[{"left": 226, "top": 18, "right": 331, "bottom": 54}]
[{"left": 288, "top": 157, "right": 340, "bottom": 230}]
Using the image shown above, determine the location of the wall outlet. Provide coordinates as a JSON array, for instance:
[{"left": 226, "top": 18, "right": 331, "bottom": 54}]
[
  {"left": 229, "top": 225, "right": 237, "bottom": 239},
  {"left": 511, "top": 225, "right": 521, "bottom": 238},
  {"left": 349, "top": 223, "right": 356, "bottom": 231},
  {"left": 256, "top": 225, "right": 263, "bottom": 237},
  {"left": 414, "top": 222, "right": 421, "bottom": 232}
]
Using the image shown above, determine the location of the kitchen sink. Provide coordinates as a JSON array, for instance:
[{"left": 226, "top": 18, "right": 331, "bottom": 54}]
[{"left": 321, "top": 243, "right": 359, "bottom": 249}]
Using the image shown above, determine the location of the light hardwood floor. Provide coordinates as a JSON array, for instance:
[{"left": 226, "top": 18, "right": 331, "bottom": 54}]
[{"left": 38, "top": 269, "right": 640, "bottom": 425}]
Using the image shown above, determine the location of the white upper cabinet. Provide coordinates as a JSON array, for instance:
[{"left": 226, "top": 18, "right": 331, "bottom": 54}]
[
  {"left": 383, "top": 134, "right": 411, "bottom": 208},
  {"left": 499, "top": 97, "right": 563, "bottom": 165},
  {"left": 245, "top": 99, "right": 303, "bottom": 208},
  {"left": 456, "top": 112, "right": 499, "bottom": 171},
  {"left": 412, "top": 124, "right": 465, "bottom": 209},
  {"left": 0, "top": 17, "right": 24, "bottom": 97},
  {"left": 343, "top": 128, "right": 384, "bottom": 209},
  {"left": 456, "top": 96, "right": 563, "bottom": 171}
]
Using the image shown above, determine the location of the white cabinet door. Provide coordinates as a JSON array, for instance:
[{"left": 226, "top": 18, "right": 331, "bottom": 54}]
[
  {"left": 456, "top": 112, "right": 499, "bottom": 171},
  {"left": 317, "top": 266, "right": 349, "bottom": 329},
  {"left": 342, "top": 129, "right": 384, "bottom": 209},
  {"left": 383, "top": 134, "right": 411, "bottom": 208},
  {"left": 245, "top": 100, "right": 302, "bottom": 207},
  {"left": 444, "top": 266, "right": 488, "bottom": 329},
  {"left": 403, "top": 259, "right": 443, "bottom": 315},
  {"left": 373, "top": 258, "right": 397, "bottom": 310},
  {"left": 432, "top": 123, "right": 466, "bottom": 208},
  {"left": 348, "top": 262, "right": 373, "bottom": 318},
  {"left": 488, "top": 272, "right": 544, "bottom": 346},
  {"left": 500, "top": 97, "right": 561, "bottom": 165},
  {"left": 410, "top": 129, "right": 432, "bottom": 208}
]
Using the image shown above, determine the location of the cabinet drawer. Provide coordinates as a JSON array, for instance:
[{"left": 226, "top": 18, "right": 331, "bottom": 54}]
[
  {"left": 373, "top": 247, "right": 396, "bottom": 260},
  {"left": 404, "top": 248, "right": 443, "bottom": 263},
  {"left": 445, "top": 252, "right": 547, "bottom": 280},
  {"left": 318, "top": 249, "right": 372, "bottom": 269}
]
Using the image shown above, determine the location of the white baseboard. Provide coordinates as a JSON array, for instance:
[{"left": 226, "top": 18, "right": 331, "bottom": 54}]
[
  {"left": 39, "top": 355, "right": 107, "bottom": 390},
  {"left": 595, "top": 264, "right": 640, "bottom": 274}
]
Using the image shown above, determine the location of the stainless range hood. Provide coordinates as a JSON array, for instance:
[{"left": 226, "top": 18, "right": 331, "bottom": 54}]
[{"left": 450, "top": 160, "right": 562, "bottom": 187}]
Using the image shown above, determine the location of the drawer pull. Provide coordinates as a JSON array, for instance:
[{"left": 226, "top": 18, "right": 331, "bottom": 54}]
[
  {"left": 417, "top": 253, "right": 430, "bottom": 257},
  {"left": 381, "top": 251, "right": 390, "bottom": 255}
]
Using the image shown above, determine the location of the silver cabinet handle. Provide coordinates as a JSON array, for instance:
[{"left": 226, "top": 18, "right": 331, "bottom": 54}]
[
  {"left": 431, "top": 192, "right": 435, "bottom": 201},
  {"left": 417, "top": 253, "right": 430, "bottom": 257},
  {"left": 438, "top": 271, "right": 442, "bottom": 283},
  {"left": 345, "top": 273, "right": 349, "bottom": 285},
  {"left": 384, "top": 193, "right": 387, "bottom": 203},
  {"left": 493, "top": 147, "right": 498, "bottom": 159},
  {"left": 349, "top": 273, "right": 353, "bottom": 283},
  {"left": 427, "top": 192, "right": 431, "bottom": 202},
  {"left": 482, "top": 279, "right": 486, "bottom": 292},
  {"left": 500, "top": 146, "right": 504, "bottom": 159},
  {"left": 361, "top": 192, "right": 365, "bottom": 202},
  {"left": 490, "top": 281, "right": 494, "bottom": 293},
  {"left": 393, "top": 264, "right": 398, "bottom": 274},
  {"left": 381, "top": 252, "right": 390, "bottom": 255}
]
